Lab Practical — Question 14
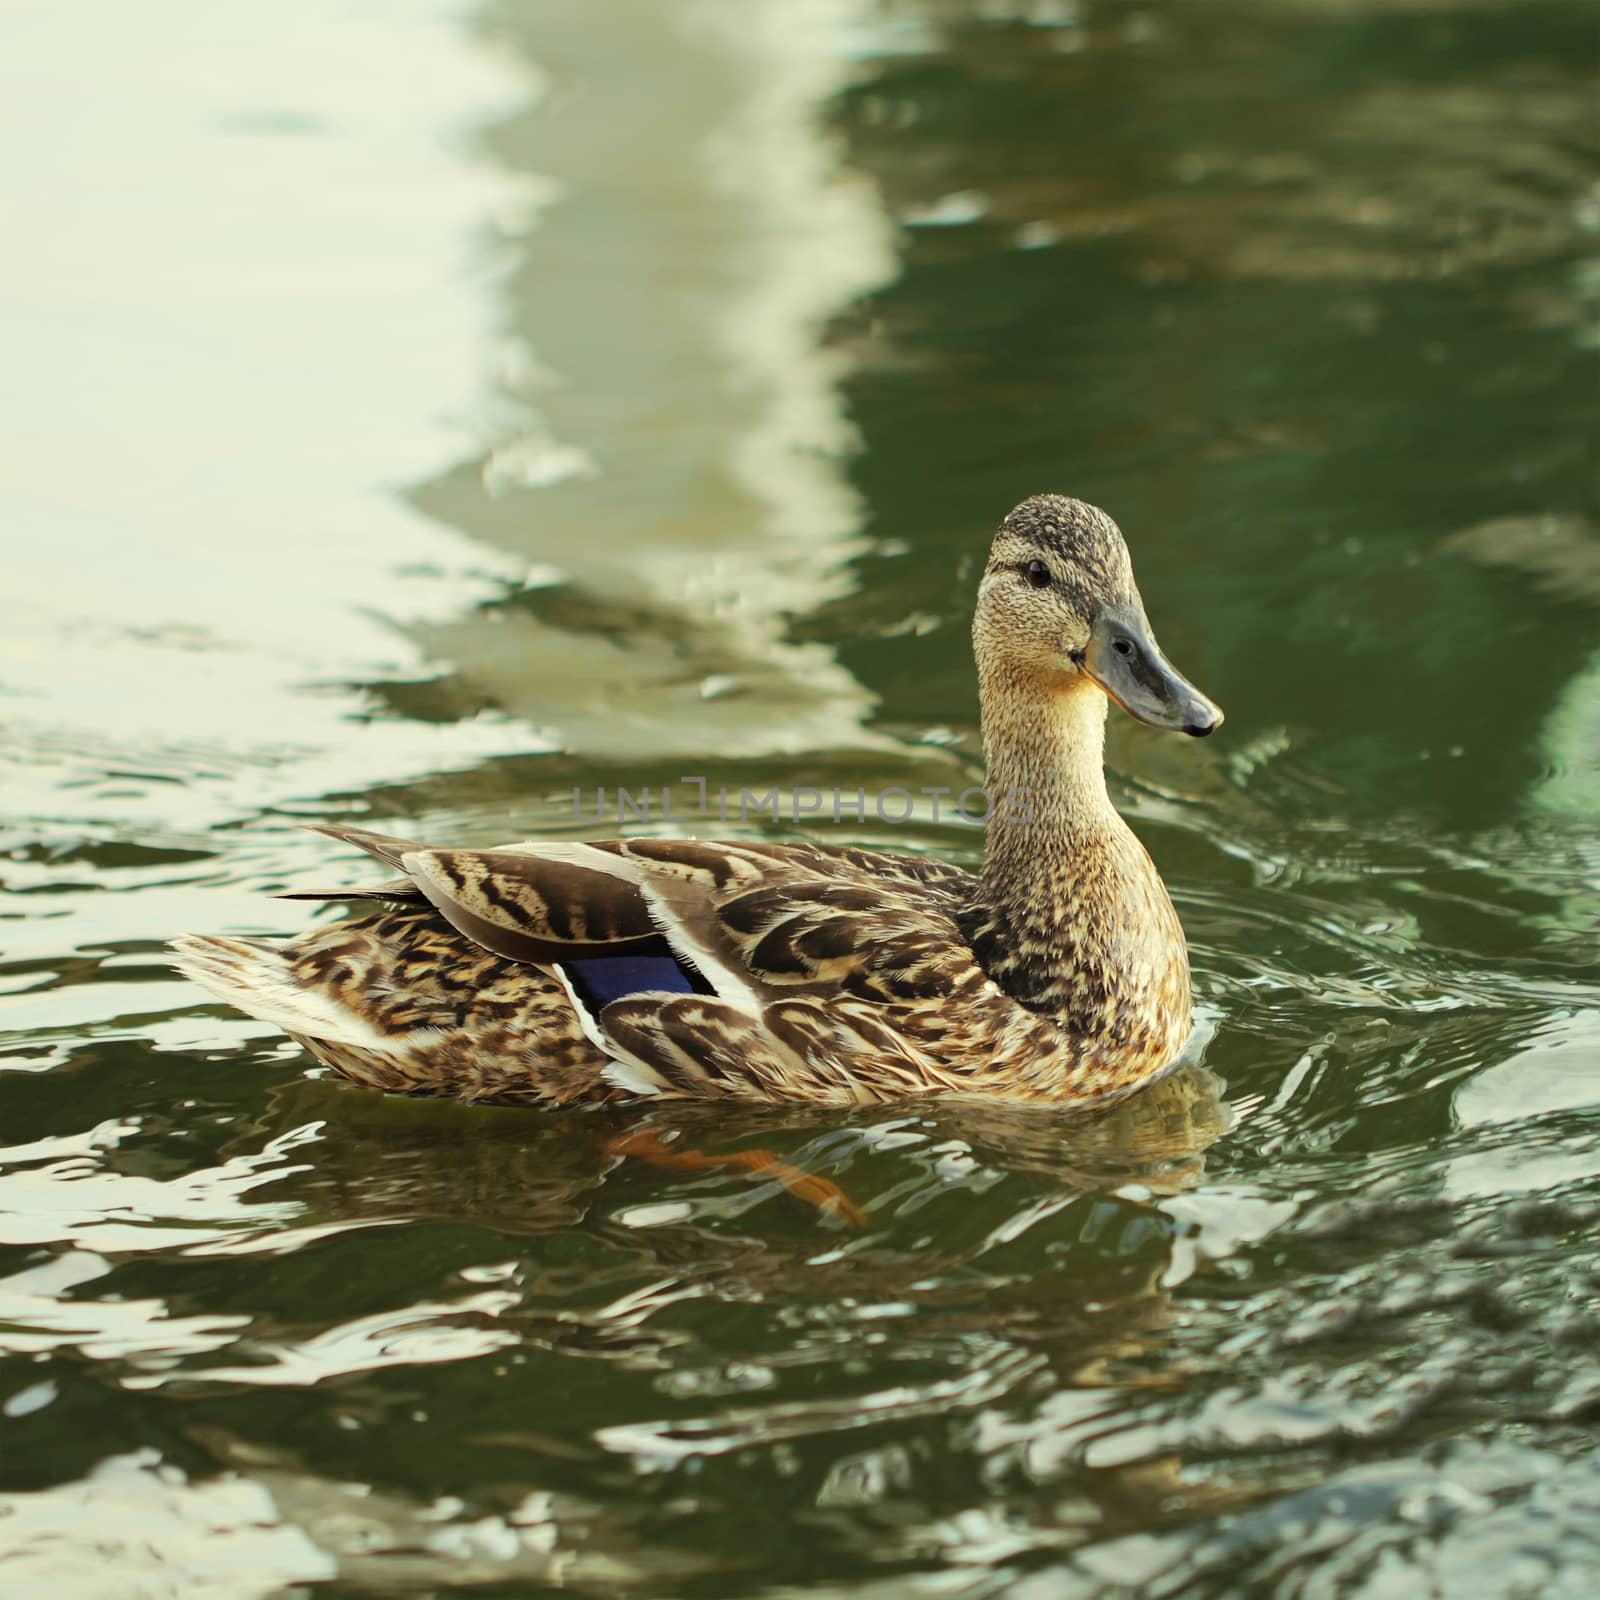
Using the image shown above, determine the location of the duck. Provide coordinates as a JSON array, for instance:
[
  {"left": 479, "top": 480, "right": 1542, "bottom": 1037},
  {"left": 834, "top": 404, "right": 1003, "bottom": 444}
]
[{"left": 172, "top": 494, "right": 1222, "bottom": 1108}]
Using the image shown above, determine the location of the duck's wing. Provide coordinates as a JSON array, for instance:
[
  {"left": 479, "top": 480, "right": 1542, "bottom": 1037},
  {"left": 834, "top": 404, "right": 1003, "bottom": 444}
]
[
  {"left": 311, "top": 828, "right": 1044, "bottom": 1103},
  {"left": 293, "top": 825, "right": 662, "bottom": 960},
  {"left": 393, "top": 835, "right": 969, "bottom": 998}
]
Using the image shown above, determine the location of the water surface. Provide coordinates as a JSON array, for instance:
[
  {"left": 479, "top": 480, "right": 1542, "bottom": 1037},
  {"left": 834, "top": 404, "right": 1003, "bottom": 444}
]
[{"left": 3, "top": 0, "right": 1599, "bottom": 1594}]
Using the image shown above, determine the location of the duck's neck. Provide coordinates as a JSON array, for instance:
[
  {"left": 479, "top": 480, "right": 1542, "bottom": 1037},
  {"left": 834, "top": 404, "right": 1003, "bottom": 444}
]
[
  {"left": 967, "top": 661, "right": 1140, "bottom": 1015},
  {"left": 979, "top": 662, "right": 1119, "bottom": 902}
]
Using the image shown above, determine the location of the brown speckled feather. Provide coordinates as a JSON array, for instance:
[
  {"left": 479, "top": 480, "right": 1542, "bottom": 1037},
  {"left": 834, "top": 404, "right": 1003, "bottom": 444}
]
[
  {"left": 171, "top": 494, "right": 1215, "bottom": 1110},
  {"left": 172, "top": 909, "right": 614, "bottom": 1105},
  {"left": 174, "top": 827, "right": 1185, "bottom": 1108}
]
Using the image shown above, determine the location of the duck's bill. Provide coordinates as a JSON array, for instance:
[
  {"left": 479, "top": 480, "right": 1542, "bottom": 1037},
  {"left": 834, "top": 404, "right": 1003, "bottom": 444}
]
[{"left": 1082, "top": 607, "right": 1223, "bottom": 737}]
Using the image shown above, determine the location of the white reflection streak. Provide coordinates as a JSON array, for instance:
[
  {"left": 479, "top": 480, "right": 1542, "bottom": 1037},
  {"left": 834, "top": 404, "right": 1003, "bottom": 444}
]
[
  {"left": 125, "top": 1288, "right": 522, "bottom": 1390},
  {"left": 0, "top": 1447, "right": 676, "bottom": 1596},
  {"left": 0, "top": 1121, "right": 310, "bottom": 1253},
  {"left": 659, "top": 0, "right": 902, "bottom": 745},
  {"left": 0, "top": 1250, "right": 249, "bottom": 1366},
  {"left": 0, "top": 1450, "right": 334, "bottom": 1600},
  {"left": 0, "top": 4, "right": 544, "bottom": 828},
  {"left": 691, "top": 0, "right": 894, "bottom": 571},
  {"left": 667, "top": 0, "right": 901, "bottom": 747},
  {"left": 0, "top": 1116, "right": 509, "bottom": 1385},
  {"left": 595, "top": 1343, "right": 1043, "bottom": 1470},
  {"left": 424, "top": 0, "right": 901, "bottom": 759},
  {"left": 0, "top": 1118, "right": 385, "bottom": 1375}
]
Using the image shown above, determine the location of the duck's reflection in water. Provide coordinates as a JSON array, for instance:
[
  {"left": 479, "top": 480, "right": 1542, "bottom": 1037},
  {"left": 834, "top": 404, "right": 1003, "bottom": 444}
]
[
  {"left": 243, "top": 1058, "right": 1227, "bottom": 1237},
  {"left": 195, "top": 1063, "right": 1248, "bottom": 1569},
  {"left": 230, "top": 1064, "right": 1231, "bottom": 1380}
]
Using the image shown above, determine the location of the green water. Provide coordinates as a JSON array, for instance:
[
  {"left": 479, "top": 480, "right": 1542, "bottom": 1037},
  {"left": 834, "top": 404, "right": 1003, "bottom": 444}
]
[{"left": 3, "top": 0, "right": 1598, "bottom": 1593}]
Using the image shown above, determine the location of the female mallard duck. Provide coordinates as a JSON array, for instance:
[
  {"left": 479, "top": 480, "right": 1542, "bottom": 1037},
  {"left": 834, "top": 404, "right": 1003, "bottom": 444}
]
[{"left": 173, "top": 495, "right": 1221, "bottom": 1108}]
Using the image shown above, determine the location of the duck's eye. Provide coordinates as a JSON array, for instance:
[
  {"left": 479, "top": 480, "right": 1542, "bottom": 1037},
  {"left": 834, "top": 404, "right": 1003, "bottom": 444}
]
[
  {"left": 1112, "top": 637, "right": 1134, "bottom": 659},
  {"left": 1024, "top": 560, "right": 1052, "bottom": 589}
]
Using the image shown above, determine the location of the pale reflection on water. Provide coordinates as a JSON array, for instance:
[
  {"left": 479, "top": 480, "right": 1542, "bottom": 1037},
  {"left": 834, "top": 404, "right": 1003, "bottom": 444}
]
[
  {"left": 0, "top": 0, "right": 537, "bottom": 829},
  {"left": 410, "top": 0, "right": 903, "bottom": 760}
]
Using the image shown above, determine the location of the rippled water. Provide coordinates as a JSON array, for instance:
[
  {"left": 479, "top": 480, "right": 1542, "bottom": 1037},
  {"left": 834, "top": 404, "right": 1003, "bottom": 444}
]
[{"left": 3, "top": 0, "right": 1598, "bottom": 1593}]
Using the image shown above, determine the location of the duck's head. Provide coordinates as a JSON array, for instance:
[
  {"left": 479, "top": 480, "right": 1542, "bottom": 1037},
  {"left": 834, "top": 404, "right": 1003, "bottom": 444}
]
[{"left": 974, "top": 494, "right": 1223, "bottom": 737}]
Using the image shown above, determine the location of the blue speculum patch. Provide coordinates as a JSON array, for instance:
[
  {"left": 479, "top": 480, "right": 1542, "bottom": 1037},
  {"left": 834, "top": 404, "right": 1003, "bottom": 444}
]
[{"left": 561, "top": 943, "right": 710, "bottom": 1014}]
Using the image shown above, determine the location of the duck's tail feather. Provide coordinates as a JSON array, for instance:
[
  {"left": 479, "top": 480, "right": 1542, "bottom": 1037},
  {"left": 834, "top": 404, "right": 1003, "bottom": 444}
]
[
  {"left": 275, "top": 877, "right": 424, "bottom": 904},
  {"left": 168, "top": 933, "right": 399, "bottom": 1048},
  {"left": 303, "top": 824, "right": 425, "bottom": 871},
  {"left": 170, "top": 918, "right": 616, "bottom": 1104},
  {"left": 272, "top": 824, "right": 431, "bottom": 903}
]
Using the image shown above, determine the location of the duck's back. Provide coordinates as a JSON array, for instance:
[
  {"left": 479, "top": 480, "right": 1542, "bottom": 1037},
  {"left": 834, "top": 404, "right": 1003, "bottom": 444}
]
[{"left": 172, "top": 826, "right": 1188, "bottom": 1107}]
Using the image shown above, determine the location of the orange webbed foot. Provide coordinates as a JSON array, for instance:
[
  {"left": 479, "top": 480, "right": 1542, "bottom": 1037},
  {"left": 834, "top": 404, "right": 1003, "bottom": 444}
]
[{"left": 604, "top": 1128, "right": 868, "bottom": 1228}]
